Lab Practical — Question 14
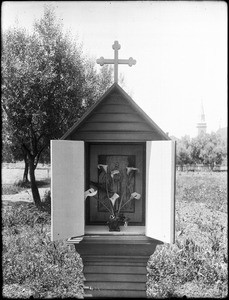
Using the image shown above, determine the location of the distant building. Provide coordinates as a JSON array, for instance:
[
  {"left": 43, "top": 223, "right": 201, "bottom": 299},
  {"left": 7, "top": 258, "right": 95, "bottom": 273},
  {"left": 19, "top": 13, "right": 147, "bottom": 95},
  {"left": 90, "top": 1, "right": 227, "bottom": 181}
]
[{"left": 196, "top": 101, "right": 207, "bottom": 135}]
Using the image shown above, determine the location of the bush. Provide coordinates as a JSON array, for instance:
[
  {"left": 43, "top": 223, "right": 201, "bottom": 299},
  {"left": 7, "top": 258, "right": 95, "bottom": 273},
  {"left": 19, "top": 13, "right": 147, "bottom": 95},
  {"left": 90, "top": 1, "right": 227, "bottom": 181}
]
[
  {"left": 2, "top": 202, "right": 50, "bottom": 231},
  {"left": 2, "top": 184, "right": 23, "bottom": 195},
  {"left": 2, "top": 172, "right": 227, "bottom": 298},
  {"left": 2, "top": 202, "right": 84, "bottom": 298},
  {"left": 2, "top": 180, "right": 31, "bottom": 195},
  {"left": 3, "top": 228, "right": 84, "bottom": 297},
  {"left": 146, "top": 172, "right": 227, "bottom": 298},
  {"left": 147, "top": 237, "right": 227, "bottom": 298},
  {"left": 14, "top": 179, "right": 31, "bottom": 188}
]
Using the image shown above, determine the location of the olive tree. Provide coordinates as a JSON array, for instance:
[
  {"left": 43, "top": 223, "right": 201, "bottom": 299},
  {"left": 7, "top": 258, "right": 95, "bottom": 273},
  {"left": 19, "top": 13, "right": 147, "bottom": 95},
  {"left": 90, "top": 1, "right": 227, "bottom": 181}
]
[{"left": 2, "top": 7, "right": 112, "bottom": 207}]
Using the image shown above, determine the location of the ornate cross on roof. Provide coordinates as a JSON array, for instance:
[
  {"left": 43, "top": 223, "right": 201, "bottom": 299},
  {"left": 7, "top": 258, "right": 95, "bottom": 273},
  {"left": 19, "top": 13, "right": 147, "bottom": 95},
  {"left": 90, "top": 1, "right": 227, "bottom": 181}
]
[{"left": 96, "top": 41, "right": 136, "bottom": 83}]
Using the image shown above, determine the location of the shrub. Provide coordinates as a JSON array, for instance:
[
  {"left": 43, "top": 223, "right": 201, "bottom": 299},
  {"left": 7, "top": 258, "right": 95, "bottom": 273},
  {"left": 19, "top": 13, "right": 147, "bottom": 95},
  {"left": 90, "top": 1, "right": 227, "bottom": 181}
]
[
  {"left": 147, "top": 237, "right": 227, "bottom": 298},
  {"left": 2, "top": 202, "right": 50, "bottom": 231},
  {"left": 3, "top": 227, "right": 84, "bottom": 298},
  {"left": 147, "top": 172, "right": 227, "bottom": 298},
  {"left": 2, "top": 202, "right": 84, "bottom": 298},
  {"left": 2, "top": 172, "right": 227, "bottom": 298},
  {"left": 14, "top": 179, "right": 31, "bottom": 188},
  {"left": 2, "top": 184, "right": 23, "bottom": 195}
]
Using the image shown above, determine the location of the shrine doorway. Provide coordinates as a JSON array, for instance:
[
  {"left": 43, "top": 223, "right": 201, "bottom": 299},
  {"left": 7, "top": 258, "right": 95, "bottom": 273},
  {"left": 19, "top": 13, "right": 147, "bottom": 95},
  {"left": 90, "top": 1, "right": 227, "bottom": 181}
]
[{"left": 85, "top": 143, "right": 145, "bottom": 226}]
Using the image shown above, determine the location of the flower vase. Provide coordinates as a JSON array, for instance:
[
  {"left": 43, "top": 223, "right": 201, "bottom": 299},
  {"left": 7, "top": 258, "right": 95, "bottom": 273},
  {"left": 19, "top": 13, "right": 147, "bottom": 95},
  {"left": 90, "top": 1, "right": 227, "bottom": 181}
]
[{"left": 107, "top": 218, "right": 121, "bottom": 232}]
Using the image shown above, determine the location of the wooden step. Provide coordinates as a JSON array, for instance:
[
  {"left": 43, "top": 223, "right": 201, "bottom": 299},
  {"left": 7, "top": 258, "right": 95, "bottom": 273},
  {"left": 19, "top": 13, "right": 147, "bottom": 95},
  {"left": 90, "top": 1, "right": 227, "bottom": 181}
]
[
  {"left": 85, "top": 273, "right": 146, "bottom": 282},
  {"left": 84, "top": 261, "right": 147, "bottom": 266},
  {"left": 84, "top": 289, "right": 146, "bottom": 298},
  {"left": 85, "top": 281, "right": 146, "bottom": 291},
  {"left": 84, "top": 265, "right": 146, "bottom": 274}
]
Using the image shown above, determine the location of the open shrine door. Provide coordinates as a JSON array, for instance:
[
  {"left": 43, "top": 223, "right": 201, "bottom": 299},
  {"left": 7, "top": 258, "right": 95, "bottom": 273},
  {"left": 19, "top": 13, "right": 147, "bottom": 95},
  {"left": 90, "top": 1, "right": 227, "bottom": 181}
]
[
  {"left": 51, "top": 140, "right": 84, "bottom": 241},
  {"left": 145, "top": 141, "right": 176, "bottom": 244}
]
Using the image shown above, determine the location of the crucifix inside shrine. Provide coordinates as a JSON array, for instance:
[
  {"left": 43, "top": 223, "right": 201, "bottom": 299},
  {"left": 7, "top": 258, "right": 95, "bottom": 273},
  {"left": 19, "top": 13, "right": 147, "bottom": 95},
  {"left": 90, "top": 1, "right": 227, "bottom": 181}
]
[
  {"left": 51, "top": 41, "right": 176, "bottom": 298},
  {"left": 96, "top": 41, "right": 136, "bottom": 83}
]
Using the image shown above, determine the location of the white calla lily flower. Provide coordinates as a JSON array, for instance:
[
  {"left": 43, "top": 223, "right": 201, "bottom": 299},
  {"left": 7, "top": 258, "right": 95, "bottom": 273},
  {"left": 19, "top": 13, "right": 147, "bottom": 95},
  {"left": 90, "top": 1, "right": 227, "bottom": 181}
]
[
  {"left": 130, "top": 192, "right": 141, "bottom": 200},
  {"left": 84, "top": 188, "right": 97, "bottom": 200},
  {"left": 126, "top": 167, "right": 139, "bottom": 175},
  {"left": 111, "top": 170, "right": 120, "bottom": 178},
  {"left": 109, "top": 193, "right": 120, "bottom": 206},
  {"left": 98, "top": 164, "right": 108, "bottom": 173}
]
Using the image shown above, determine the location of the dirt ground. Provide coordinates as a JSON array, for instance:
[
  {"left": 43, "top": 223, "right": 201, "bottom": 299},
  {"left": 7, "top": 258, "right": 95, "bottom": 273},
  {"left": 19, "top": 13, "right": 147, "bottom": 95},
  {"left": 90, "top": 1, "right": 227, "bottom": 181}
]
[{"left": 2, "top": 163, "right": 50, "bottom": 202}]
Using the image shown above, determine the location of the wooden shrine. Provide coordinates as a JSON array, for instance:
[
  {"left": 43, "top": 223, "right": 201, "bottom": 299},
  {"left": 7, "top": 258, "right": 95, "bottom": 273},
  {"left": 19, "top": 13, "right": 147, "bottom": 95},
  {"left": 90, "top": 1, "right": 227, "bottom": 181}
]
[{"left": 51, "top": 42, "right": 176, "bottom": 298}]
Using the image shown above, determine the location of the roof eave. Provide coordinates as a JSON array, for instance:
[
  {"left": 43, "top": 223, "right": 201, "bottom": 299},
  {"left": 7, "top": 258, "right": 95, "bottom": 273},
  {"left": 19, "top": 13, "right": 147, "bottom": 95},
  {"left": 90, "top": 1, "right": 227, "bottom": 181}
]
[
  {"left": 61, "top": 83, "right": 118, "bottom": 140},
  {"left": 61, "top": 82, "right": 170, "bottom": 140},
  {"left": 114, "top": 84, "right": 170, "bottom": 140}
]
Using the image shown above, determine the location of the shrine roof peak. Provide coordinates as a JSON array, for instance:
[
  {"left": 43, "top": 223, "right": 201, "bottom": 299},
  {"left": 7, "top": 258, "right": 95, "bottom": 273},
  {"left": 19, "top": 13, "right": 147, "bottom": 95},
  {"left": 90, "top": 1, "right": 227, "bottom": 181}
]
[{"left": 61, "top": 83, "right": 169, "bottom": 140}]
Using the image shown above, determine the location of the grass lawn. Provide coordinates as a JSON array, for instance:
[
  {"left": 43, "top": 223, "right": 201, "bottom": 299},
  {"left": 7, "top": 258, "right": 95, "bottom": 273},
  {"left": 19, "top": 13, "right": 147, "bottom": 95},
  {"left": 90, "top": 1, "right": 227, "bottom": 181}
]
[
  {"left": 2, "top": 171, "right": 228, "bottom": 298},
  {"left": 147, "top": 171, "right": 227, "bottom": 298}
]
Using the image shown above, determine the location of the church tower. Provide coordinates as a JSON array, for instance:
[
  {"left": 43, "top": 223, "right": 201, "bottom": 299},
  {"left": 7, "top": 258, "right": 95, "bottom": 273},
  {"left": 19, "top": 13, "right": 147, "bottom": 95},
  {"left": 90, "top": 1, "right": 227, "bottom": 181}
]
[{"left": 196, "top": 101, "right": 207, "bottom": 135}]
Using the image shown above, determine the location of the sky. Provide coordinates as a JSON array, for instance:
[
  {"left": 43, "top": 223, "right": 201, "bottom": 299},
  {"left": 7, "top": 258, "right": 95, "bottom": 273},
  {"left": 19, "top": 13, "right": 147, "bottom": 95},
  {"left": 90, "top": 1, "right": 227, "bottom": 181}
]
[{"left": 2, "top": 1, "right": 227, "bottom": 138}]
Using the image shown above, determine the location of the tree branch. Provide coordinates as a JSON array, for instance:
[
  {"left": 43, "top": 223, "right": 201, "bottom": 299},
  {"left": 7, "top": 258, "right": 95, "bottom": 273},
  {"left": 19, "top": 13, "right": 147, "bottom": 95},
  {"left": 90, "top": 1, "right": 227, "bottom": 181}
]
[
  {"left": 34, "top": 143, "right": 48, "bottom": 169},
  {"left": 22, "top": 143, "right": 32, "bottom": 159}
]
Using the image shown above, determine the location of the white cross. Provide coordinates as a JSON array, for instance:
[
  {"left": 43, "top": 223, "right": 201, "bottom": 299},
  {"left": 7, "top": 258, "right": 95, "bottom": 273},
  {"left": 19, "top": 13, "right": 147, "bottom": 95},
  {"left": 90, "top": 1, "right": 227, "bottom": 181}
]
[{"left": 96, "top": 41, "right": 136, "bottom": 83}]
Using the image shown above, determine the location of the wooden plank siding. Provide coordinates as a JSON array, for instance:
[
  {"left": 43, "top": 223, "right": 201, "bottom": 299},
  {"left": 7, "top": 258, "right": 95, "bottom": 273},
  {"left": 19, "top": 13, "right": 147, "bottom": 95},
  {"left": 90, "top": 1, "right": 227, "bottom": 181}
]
[
  {"left": 78, "top": 122, "right": 152, "bottom": 132},
  {"left": 75, "top": 236, "right": 162, "bottom": 298},
  {"left": 70, "top": 131, "right": 162, "bottom": 141},
  {"left": 63, "top": 84, "right": 169, "bottom": 141},
  {"left": 87, "top": 112, "right": 143, "bottom": 122},
  {"left": 69, "top": 93, "right": 166, "bottom": 140}
]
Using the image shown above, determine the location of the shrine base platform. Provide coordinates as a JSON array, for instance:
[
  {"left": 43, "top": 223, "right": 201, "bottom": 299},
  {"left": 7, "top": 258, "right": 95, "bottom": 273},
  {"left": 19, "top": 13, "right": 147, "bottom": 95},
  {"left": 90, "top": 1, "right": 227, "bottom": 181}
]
[{"left": 74, "top": 235, "right": 162, "bottom": 298}]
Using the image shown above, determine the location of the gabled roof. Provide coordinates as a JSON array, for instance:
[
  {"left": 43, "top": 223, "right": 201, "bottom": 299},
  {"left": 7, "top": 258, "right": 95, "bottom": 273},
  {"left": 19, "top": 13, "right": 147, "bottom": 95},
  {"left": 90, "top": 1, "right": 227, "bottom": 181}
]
[{"left": 61, "top": 83, "right": 169, "bottom": 140}]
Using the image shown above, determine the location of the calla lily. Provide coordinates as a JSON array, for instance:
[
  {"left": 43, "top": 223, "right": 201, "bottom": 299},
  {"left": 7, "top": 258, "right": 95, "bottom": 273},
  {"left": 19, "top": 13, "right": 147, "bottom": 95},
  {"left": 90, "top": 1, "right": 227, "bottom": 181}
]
[
  {"left": 84, "top": 188, "right": 97, "bottom": 200},
  {"left": 130, "top": 192, "right": 141, "bottom": 200},
  {"left": 109, "top": 193, "right": 120, "bottom": 206},
  {"left": 98, "top": 164, "right": 108, "bottom": 173},
  {"left": 111, "top": 170, "right": 120, "bottom": 178},
  {"left": 126, "top": 167, "right": 139, "bottom": 175}
]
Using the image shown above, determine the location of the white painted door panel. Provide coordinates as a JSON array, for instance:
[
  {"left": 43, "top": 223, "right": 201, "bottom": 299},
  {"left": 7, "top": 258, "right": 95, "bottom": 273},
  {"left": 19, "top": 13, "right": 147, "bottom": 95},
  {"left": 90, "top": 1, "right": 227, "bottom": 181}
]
[
  {"left": 145, "top": 141, "right": 175, "bottom": 243},
  {"left": 51, "top": 140, "right": 84, "bottom": 241}
]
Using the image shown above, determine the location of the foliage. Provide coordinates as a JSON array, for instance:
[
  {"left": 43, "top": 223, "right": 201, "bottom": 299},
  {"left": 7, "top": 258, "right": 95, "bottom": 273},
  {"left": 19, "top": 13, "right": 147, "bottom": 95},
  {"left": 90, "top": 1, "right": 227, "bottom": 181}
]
[
  {"left": 2, "top": 109, "right": 28, "bottom": 165},
  {"left": 177, "top": 173, "right": 227, "bottom": 212},
  {"left": 147, "top": 172, "right": 228, "bottom": 298},
  {"left": 14, "top": 179, "right": 31, "bottom": 188},
  {"left": 2, "top": 202, "right": 50, "bottom": 229},
  {"left": 147, "top": 238, "right": 227, "bottom": 298},
  {"left": 2, "top": 172, "right": 227, "bottom": 298},
  {"left": 198, "top": 132, "right": 227, "bottom": 167},
  {"left": 176, "top": 132, "right": 227, "bottom": 168},
  {"left": 2, "top": 5, "right": 112, "bottom": 206},
  {"left": 2, "top": 184, "right": 24, "bottom": 195},
  {"left": 2, "top": 179, "right": 50, "bottom": 196},
  {"left": 2, "top": 202, "right": 84, "bottom": 298},
  {"left": 176, "top": 135, "right": 192, "bottom": 166}
]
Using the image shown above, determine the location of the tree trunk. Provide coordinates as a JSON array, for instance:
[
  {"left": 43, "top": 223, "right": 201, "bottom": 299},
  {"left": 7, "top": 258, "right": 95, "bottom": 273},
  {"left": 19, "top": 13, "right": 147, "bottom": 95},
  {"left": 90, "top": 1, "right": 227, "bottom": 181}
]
[
  {"left": 23, "top": 154, "right": 29, "bottom": 183},
  {"left": 29, "top": 158, "right": 42, "bottom": 208}
]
